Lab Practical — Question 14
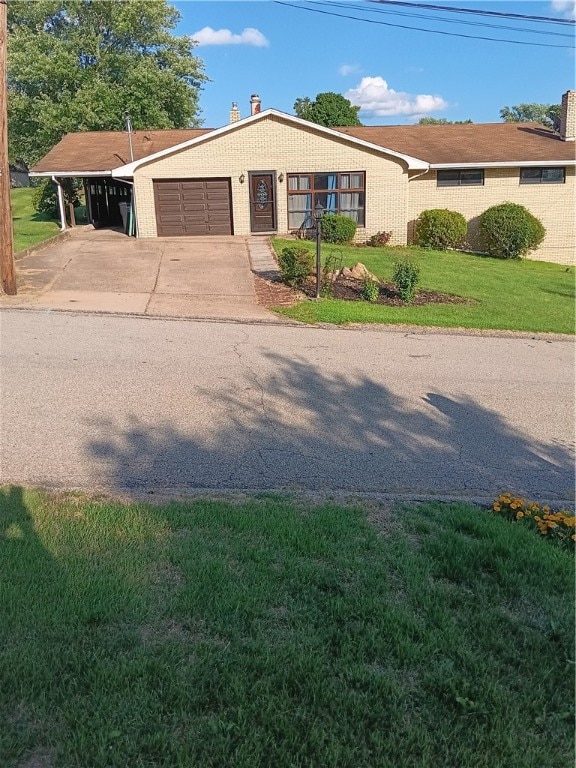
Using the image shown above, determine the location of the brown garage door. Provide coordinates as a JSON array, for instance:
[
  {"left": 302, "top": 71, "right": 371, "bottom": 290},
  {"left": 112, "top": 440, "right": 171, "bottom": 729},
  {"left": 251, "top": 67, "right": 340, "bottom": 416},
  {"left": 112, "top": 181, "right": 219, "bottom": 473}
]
[{"left": 153, "top": 179, "right": 233, "bottom": 236}]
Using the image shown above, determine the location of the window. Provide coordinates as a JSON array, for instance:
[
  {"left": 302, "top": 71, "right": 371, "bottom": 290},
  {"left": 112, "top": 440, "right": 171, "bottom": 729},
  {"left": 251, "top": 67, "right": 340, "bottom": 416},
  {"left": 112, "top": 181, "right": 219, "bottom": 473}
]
[
  {"left": 520, "top": 167, "right": 565, "bottom": 184},
  {"left": 287, "top": 172, "right": 365, "bottom": 228},
  {"left": 437, "top": 169, "right": 484, "bottom": 187}
]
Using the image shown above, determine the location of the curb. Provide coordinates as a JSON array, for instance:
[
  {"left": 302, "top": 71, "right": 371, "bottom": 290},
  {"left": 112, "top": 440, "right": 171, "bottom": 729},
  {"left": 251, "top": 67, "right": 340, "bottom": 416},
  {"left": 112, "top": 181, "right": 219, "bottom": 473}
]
[{"left": 15, "top": 229, "right": 71, "bottom": 262}]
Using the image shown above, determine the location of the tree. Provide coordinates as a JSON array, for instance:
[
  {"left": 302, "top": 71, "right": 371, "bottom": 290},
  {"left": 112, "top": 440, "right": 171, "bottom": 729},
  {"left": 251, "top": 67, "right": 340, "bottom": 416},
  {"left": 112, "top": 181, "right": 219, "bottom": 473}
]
[
  {"left": 7, "top": 0, "right": 208, "bottom": 165},
  {"left": 418, "top": 117, "right": 473, "bottom": 125},
  {"left": 499, "top": 103, "right": 561, "bottom": 129},
  {"left": 293, "top": 92, "right": 362, "bottom": 127}
]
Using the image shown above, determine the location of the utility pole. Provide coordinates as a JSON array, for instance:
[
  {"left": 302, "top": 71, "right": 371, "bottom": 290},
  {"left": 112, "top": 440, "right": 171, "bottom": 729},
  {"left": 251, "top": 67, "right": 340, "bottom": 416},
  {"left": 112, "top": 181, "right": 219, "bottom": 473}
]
[{"left": 0, "top": 0, "right": 16, "bottom": 295}]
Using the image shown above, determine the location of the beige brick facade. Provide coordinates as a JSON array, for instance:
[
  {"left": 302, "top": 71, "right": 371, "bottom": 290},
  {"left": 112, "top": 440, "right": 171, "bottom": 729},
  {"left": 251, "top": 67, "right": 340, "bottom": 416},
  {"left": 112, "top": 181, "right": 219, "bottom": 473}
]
[
  {"left": 133, "top": 114, "right": 410, "bottom": 244},
  {"left": 133, "top": 113, "right": 575, "bottom": 265},
  {"left": 408, "top": 167, "right": 575, "bottom": 265}
]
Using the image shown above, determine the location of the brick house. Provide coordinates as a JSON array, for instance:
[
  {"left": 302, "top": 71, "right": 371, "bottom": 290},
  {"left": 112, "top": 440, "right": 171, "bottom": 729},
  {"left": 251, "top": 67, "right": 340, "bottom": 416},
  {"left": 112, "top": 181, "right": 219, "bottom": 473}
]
[{"left": 31, "top": 90, "right": 576, "bottom": 265}]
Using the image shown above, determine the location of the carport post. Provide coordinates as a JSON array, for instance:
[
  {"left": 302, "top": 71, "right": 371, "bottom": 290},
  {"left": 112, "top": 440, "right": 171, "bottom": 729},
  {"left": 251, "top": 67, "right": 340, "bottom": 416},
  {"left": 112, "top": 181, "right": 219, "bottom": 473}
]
[{"left": 52, "top": 176, "right": 67, "bottom": 230}]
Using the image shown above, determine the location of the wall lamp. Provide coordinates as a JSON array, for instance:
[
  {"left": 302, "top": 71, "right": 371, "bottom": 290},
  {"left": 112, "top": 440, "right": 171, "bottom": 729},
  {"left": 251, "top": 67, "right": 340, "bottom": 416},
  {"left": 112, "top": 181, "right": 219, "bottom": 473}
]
[
  {"left": 239, "top": 173, "right": 245, "bottom": 184},
  {"left": 278, "top": 172, "right": 284, "bottom": 183}
]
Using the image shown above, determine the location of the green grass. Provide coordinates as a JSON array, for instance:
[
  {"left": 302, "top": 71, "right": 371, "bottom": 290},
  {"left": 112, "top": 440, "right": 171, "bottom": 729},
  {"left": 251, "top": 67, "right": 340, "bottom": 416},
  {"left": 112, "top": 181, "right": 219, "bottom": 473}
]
[
  {"left": 11, "top": 188, "right": 59, "bottom": 253},
  {"left": 1, "top": 487, "right": 573, "bottom": 768},
  {"left": 272, "top": 239, "right": 575, "bottom": 334}
]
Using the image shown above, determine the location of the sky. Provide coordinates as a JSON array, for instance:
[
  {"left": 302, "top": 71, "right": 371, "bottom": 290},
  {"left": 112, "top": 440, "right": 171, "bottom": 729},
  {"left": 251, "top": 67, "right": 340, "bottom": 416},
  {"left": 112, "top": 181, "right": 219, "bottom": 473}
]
[{"left": 172, "top": 0, "right": 576, "bottom": 127}]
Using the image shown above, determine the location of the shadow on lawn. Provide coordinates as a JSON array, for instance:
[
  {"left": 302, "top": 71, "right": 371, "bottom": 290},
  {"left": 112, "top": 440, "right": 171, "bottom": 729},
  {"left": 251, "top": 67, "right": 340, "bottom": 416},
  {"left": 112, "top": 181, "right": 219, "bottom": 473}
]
[{"left": 86, "top": 353, "right": 574, "bottom": 500}]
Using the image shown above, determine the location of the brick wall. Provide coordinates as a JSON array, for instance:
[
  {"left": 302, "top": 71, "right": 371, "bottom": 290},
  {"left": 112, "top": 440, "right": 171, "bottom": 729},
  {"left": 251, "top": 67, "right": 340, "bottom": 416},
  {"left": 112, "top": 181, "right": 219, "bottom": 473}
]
[
  {"left": 133, "top": 114, "right": 575, "bottom": 265},
  {"left": 133, "top": 114, "right": 410, "bottom": 243},
  {"left": 408, "top": 167, "right": 575, "bottom": 265}
]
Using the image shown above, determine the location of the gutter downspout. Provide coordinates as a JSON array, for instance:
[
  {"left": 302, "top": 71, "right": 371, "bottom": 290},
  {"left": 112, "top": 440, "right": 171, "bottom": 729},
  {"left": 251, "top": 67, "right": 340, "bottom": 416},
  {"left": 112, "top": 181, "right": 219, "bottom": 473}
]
[
  {"left": 52, "top": 176, "right": 67, "bottom": 230},
  {"left": 408, "top": 168, "right": 430, "bottom": 182}
]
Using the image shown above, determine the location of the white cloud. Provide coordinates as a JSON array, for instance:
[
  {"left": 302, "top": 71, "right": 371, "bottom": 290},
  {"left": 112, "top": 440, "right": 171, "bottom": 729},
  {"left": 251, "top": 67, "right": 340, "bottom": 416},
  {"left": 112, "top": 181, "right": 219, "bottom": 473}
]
[
  {"left": 339, "top": 64, "right": 362, "bottom": 76},
  {"left": 551, "top": 1, "right": 576, "bottom": 19},
  {"left": 192, "top": 26, "right": 269, "bottom": 47},
  {"left": 345, "top": 76, "right": 447, "bottom": 118}
]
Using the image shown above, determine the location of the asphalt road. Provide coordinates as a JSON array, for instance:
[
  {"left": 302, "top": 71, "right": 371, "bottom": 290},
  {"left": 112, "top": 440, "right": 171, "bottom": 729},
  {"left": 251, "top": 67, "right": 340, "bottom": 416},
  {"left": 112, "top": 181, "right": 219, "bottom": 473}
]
[{"left": 1, "top": 310, "right": 574, "bottom": 503}]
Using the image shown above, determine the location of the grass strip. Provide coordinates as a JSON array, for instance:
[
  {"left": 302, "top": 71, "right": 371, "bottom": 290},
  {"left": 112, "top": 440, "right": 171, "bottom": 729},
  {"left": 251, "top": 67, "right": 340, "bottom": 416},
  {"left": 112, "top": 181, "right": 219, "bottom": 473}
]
[{"left": 1, "top": 487, "right": 573, "bottom": 767}]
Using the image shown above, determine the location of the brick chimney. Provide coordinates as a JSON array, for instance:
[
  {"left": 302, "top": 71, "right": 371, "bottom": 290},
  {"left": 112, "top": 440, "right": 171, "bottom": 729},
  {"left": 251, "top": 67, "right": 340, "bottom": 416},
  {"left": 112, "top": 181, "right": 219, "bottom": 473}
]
[
  {"left": 250, "top": 94, "right": 261, "bottom": 116},
  {"left": 229, "top": 102, "right": 241, "bottom": 123},
  {"left": 560, "top": 90, "right": 576, "bottom": 141}
]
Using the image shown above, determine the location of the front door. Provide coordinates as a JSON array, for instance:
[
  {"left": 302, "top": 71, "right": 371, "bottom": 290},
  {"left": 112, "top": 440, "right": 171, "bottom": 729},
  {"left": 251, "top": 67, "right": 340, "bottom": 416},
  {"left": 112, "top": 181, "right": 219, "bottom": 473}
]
[{"left": 249, "top": 172, "right": 276, "bottom": 233}]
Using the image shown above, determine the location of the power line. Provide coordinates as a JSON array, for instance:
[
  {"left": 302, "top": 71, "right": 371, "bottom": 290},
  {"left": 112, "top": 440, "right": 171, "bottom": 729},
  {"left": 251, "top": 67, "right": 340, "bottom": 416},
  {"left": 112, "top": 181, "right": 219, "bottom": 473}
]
[
  {"left": 312, "top": 1, "right": 575, "bottom": 37},
  {"left": 274, "top": 1, "right": 576, "bottom": 47},
  {"left": 368, "top": 0, "right": 576, "bottom": 25}
]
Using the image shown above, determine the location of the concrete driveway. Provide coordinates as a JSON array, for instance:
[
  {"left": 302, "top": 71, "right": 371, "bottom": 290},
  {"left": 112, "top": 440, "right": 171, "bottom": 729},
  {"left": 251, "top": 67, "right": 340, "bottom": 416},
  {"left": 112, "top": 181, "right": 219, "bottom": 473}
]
[{"left": 2, "top": 227, "right": 278, "bottom": 320}]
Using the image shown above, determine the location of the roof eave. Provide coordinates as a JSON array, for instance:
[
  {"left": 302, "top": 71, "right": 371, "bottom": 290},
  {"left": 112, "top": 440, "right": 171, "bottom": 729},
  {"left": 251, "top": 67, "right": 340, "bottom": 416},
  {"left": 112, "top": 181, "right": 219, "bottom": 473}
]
[
  {"left": 430, "top": 160, "right": 576, "bottom": 169},
  {"left": 29, "top": 170, "right": 115, "bottom": 177}
]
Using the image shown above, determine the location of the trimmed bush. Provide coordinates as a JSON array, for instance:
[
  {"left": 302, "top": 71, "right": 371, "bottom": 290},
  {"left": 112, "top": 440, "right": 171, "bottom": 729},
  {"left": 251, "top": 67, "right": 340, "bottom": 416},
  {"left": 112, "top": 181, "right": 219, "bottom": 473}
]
[
  {"left": 366, "top": 230, "right": 392, "bottom": 247},
  {"left": 393, "top": 259, "right": 420, "bottom": 303},
  {"left": 479, "top": 202, "right": 545, "bottom": 259},
  {"left": 321, "top": 213, "right": 357, "bottom": 244},
  {"left": 415, "top": 208, "right": 467, "bottom": 250},
  {"left": 279, "top": 246, "right": 314, "bottom": 288}
]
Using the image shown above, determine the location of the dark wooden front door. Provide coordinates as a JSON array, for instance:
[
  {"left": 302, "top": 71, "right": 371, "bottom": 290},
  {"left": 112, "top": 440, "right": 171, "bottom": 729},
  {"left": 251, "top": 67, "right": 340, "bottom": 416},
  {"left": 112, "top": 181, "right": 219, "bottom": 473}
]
[{"left": 249, "top": 172, "right": 276, "bottom": 233}]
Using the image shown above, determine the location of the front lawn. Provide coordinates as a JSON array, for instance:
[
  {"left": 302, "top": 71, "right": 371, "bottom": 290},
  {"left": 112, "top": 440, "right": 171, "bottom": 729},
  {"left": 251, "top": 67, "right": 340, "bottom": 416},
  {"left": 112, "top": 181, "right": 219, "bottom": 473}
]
[
  {"left": 272, "top": 239, "right": 575, "bottom": 334},
  {"left": 11, "top": 187, "right": 59, "bottom": 253},
  {"left": 1, "top": 487, "right": 573, "bottom": 767}
]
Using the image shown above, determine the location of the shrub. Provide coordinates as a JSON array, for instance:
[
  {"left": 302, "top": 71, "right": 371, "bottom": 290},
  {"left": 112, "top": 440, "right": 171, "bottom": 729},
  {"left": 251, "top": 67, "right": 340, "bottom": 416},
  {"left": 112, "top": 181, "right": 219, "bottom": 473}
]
[
  {"left": 479, "top": 202, "right": 545, "bottom": 259},
  {"left": 366, "top": 230, "right": 392, "bottom": 247},
  {"left": 278, "top": 246, "right": 314, "bottom": 288},
  {"left": 321, "top": 213, "right": 357, "bottom": 244},
  {"left": 392, "top": 259, "right": 420, "bottom": 303},
  {"left": 360, "top": 277, "right": 380, "bottom": 302},
  {"left": 32, "top": 178, "right": 81, "bottom": 219},
  {"left": 415, "top": 208, "right": 467, "bottom": 250},
  {"left": 491, "top": 493, "right": 575, "bottom": 548}
]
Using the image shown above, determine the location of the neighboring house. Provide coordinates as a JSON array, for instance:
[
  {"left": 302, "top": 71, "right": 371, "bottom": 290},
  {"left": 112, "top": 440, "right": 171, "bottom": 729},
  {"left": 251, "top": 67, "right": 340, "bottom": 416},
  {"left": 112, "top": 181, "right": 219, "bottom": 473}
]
[
  {"left": 30, "top": 91, "right": 576, "bottom": 265},
  {"left": 9, "top": 163, "right": 30, "bottom": 187}
]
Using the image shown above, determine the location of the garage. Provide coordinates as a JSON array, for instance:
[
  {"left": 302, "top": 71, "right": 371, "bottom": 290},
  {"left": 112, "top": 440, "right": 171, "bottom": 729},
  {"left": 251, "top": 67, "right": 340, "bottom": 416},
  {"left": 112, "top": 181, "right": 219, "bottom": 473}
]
[{"left": 153, "top": 179, "right": 233, "bottom": 236}]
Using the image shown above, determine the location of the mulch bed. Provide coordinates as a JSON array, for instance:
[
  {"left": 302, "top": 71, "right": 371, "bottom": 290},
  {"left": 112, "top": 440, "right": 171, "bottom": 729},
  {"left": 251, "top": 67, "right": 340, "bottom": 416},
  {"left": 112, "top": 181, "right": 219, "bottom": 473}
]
[
  {"left": 253, "top": 274, "right": 305, "bottom": 308},
  {"left": 254, "top": 273, "right": 471, "bottom": 309}
]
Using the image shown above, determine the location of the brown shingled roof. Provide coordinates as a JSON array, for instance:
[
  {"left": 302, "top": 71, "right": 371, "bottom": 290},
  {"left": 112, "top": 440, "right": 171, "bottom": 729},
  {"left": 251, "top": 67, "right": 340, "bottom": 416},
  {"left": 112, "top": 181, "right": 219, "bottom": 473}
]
[
  {"left": 334, "top": 122, "right": 576, "bottom": 165},
  {"left": 31, "top": 128, "right": 213, "bottom": 173},
  {"left": 31, "top": 118, "right": 576, "bottom": 175}
]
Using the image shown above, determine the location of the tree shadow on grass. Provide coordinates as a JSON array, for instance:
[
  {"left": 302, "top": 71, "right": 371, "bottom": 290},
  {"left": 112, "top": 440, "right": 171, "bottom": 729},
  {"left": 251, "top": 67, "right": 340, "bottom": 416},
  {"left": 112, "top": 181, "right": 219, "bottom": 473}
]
[
  {"left": 0, "top": 486, "right": 62, "bottom": 766},
  {"left": 86, "top": 353, "right": 574, "bottom": 500}
]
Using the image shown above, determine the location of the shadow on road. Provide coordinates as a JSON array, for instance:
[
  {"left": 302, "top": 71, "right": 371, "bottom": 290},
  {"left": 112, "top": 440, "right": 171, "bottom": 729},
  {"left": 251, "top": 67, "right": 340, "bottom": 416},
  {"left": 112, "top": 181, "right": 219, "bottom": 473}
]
[{"left": 87, "top": 353, "right": 574, "bottom": 499}]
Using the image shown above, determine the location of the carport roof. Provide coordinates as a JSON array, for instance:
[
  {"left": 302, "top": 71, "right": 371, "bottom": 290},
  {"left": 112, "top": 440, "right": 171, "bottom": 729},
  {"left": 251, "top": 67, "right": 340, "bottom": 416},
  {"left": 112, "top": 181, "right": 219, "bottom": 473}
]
[{"left": 30, "top": 128, "right": 212, "bottom": 174}]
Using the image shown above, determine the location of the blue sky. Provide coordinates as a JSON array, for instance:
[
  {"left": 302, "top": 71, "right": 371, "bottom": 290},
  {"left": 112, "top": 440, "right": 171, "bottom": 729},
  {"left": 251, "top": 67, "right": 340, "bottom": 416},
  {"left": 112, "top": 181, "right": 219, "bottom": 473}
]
[{"left": 173, "top": 0, "right": 575, "bottom": 127}]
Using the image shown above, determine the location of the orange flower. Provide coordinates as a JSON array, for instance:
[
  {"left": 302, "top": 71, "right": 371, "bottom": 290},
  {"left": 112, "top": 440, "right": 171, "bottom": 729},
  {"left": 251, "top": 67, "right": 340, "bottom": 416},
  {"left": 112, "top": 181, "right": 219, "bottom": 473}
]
[
  {"left": 516, "top": 511, "right": 524, "bottom": 520},
  {"left": 493, "top": 503, "right": 501, "bottom": 512}
]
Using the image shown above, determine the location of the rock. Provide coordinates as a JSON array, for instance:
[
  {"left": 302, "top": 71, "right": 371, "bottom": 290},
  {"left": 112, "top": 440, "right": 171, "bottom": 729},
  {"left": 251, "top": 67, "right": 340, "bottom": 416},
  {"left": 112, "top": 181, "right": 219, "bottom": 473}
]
[{"left": 340, "top": 263, "right": 380, "bottom": 282}]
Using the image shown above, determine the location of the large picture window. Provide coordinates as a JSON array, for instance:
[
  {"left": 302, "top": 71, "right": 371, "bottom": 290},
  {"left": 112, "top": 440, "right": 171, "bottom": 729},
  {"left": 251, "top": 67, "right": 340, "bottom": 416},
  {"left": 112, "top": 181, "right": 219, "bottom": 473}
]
[
  {"left": 520, "top": 167, "right": 565, "bottom": 184},
  {"left": 287, "top": 172, "right": 365, "bottom": 229},
  {"left": 437, "top": 169, "right": 484, "bottom": 187}
]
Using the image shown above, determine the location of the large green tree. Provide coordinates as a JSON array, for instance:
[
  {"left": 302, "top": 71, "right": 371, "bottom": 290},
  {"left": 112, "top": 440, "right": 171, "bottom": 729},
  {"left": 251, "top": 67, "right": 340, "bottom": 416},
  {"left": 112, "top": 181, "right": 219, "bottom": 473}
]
[
  {"left": 294, "top": 92, "right": 362, "bottom": 127},
  {"left": 7, "top": 0, "right": 208, "bottom": 165},
  {"left": 500, "top": 103, "right": 561, "bottom": 129}
]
